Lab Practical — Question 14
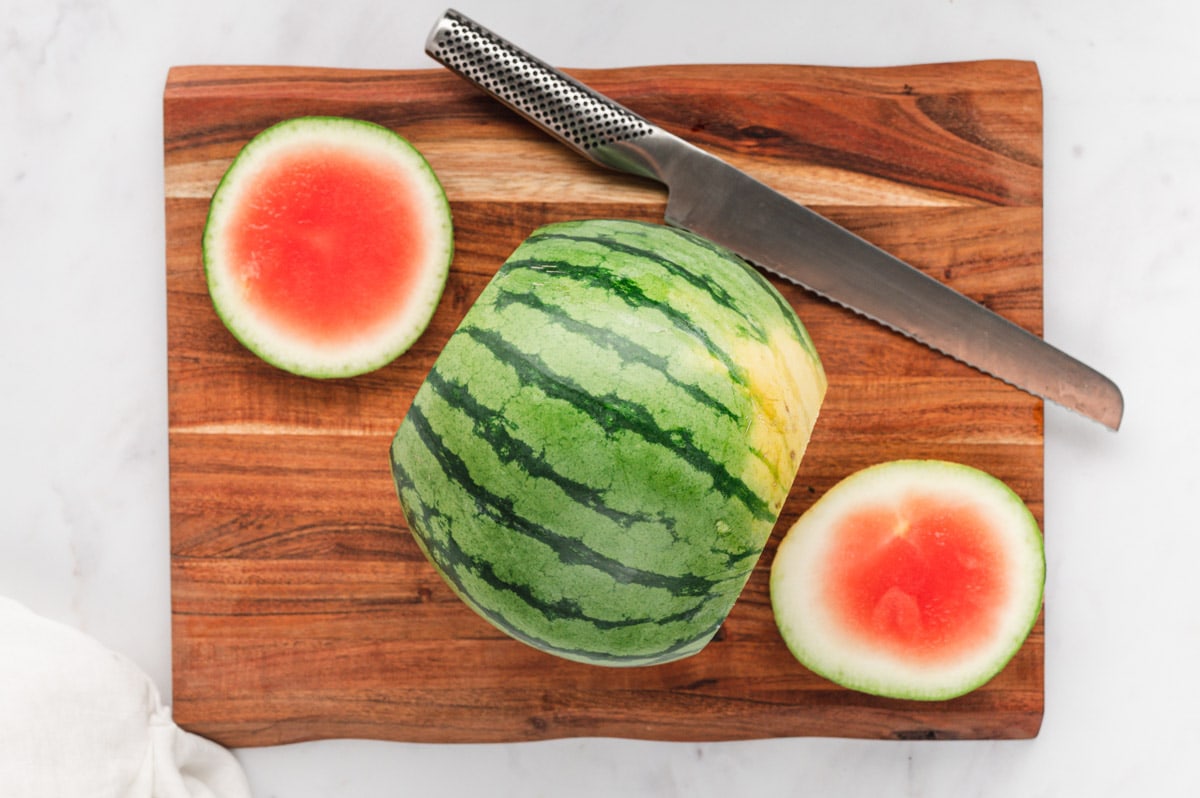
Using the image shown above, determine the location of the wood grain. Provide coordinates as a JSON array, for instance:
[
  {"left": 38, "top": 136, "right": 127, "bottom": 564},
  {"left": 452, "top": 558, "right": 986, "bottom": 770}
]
[{"left": 164, "top": 62, "right": 1045, "bottom": 745}]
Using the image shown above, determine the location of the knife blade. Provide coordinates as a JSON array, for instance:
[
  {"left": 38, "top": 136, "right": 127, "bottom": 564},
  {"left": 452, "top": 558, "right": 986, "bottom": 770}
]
[{"left": 425, "top": 9, "right": 1123, "bottom": 431}]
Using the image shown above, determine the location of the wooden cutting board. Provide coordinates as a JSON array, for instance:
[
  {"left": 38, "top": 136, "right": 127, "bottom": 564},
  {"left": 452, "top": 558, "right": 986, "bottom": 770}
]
[{"left": 164, "top": 61, "right": 1045, "bottom": 746}]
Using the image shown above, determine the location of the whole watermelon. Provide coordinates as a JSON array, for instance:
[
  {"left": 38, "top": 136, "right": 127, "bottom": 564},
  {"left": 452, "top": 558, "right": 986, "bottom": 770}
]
[{"left": 390, "top": 219, "right": 826, "bottom": 666}]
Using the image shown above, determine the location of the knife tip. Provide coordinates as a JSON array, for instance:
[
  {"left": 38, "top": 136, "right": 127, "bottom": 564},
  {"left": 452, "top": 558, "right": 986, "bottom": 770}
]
[
  {"left": 1101, "top": 388, "right": 1124, "bottom": 432},
  {"left": 1077, "top": 374, "right": 1124, "bottom": 432}
]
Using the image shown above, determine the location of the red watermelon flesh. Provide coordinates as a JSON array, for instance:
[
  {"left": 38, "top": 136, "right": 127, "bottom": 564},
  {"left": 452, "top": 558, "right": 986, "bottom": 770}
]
[
  {"left": 770, "top": 460, "right": 1044, "bottom": 701},
  {"left": 204, "top": 116, "right": 453, "bottom": 379},
  {"left": 823, "top": 493, "right": 1009, "bottom": 665},
  {"left": 226, "top": 146, "right": 428, "bottom": 344}
]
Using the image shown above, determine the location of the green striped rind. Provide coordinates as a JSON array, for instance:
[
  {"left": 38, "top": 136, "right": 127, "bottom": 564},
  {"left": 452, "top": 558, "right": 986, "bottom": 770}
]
[{"left": 391, "top": 219, "right": 826, "bottom": 666}]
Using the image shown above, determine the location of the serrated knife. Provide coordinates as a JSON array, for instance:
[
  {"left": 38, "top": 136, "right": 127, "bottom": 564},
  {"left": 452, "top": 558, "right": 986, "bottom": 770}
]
[{"left": 424, "top": 9, "right": 1123, "bottom": 431}]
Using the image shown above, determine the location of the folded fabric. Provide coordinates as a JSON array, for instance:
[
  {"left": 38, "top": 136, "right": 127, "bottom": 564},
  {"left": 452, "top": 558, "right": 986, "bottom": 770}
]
[{"left": 0, "top": 595, "right": 251, "bottom": 797}]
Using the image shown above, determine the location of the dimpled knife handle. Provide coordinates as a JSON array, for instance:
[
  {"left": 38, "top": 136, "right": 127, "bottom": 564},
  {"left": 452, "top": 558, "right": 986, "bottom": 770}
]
[{"left": 425, "top": 9, "right": 658, "bottom": 163}]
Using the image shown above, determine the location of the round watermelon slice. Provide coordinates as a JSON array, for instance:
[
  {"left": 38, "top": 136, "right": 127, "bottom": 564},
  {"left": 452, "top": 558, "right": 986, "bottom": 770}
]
[
  {"left": 770, "top": 460, "right": 1045, "bottom": 700},
  {"left": 203, "top": 116, "right": 453, "bottom": 378}
]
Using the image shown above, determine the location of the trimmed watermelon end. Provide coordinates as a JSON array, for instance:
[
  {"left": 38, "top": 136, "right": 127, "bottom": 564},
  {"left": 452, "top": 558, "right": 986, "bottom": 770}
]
[
  {"left": 770, "top": 460, "right": 1045, "bottom": 701},
  {"left": 203, "top": 116, "right": 453, "bottom": 379}
]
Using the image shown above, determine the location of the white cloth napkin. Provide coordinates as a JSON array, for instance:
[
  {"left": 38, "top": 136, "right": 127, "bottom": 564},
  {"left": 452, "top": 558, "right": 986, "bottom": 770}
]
[{"left": 0, "top": 596, "right": 252, "bottom": 797}]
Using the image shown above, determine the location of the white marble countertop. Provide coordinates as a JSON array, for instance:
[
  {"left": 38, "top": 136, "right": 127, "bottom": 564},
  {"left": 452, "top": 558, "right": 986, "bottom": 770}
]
[{"left": 3, "top": 0, "right": 1197, "bottom": 794}]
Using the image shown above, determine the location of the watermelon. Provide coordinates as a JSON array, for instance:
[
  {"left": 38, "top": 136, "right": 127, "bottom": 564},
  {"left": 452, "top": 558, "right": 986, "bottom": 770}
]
[
  {"left": 203, "top": 116, "right": 453, "bottom": 378},
  {"left": 770, "top": 460, "right": 1045, "bottom": 700},
  {"left": 390, "top": 219, "right": 827, "bottom": 666}
]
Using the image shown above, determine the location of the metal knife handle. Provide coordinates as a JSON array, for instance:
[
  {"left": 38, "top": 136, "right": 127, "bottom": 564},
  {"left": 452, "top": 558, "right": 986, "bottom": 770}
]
[{"left": 425, "top": 9, "right": 668, "bottom": 176}]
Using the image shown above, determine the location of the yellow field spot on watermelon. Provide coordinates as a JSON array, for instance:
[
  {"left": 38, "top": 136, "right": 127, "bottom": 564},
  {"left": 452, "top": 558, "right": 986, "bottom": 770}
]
[{"left": 732, "top": 327, "right": 827, "bottom": 501}]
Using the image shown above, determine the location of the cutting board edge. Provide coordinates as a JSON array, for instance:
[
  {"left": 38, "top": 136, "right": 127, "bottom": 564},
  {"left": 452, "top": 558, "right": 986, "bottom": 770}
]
[{"left": 165, "top": 60, "right": 1045, "bottom": 745}]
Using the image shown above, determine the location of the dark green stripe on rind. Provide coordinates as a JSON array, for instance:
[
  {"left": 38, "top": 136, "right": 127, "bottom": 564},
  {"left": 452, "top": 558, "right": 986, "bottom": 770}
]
[
  {"left": 523, "top": 229, "right": 770, "bottom": 341},
  {"left": 519, "top": 219, "right": 820, "bottom": 361},
  {"left": 394, "top": 470, "right": 720, "bottom": 665},
  {"left": 391, "top": 403, "right": 737, "bottom": 665},
  {"left": 417, "top": 372, "right": 723, "bottom": 595},
  {"left": 459, "top": 323, "right": 774, "bottom": 523},
  {"left": 500, "top": 255, "right": 752, "bottom": 389},
  {"left": 490, "top": 287, "right": 740, "bottom": 423},
  {"left": 475, "top": 259, "right": 758, "bottom": 501},
  {"left": 423, "top": 367, "right": 673, "bottom": 532},
  {"left": 416, "top": 304, "right": 770, "bottom": 581}
]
